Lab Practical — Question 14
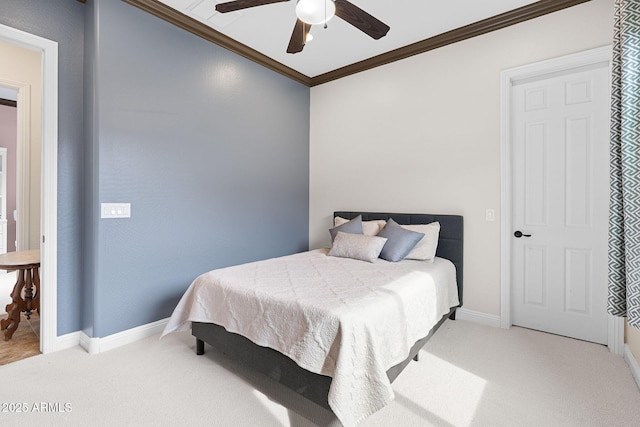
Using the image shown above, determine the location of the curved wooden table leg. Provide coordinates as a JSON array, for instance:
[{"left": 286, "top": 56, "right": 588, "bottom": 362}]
[
  {"left": 0, "top": 269, "right": 28, "bottom": 341},
  {"left": 23, "top": 268, "right": 34, "bottom": 320},
  {"left": 32, "top": 266, "right": 40, "bottom": 316},
  {"left": 0, "top": 250, "right": 41, "bottom": 341}
]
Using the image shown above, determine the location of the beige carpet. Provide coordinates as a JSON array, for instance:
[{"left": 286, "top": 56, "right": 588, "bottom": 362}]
[{"left": 0, "top": 320, "right": 638, "bottom": 427}]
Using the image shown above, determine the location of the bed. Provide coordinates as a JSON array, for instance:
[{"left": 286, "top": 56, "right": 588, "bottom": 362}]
[{"left": 163, "top": 211, "right": 463, "bottom": 426}]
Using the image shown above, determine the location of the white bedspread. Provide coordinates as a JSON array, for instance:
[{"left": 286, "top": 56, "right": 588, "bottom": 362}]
[{"left": 163, "top": 249, "right": 459, "bottom": 426}]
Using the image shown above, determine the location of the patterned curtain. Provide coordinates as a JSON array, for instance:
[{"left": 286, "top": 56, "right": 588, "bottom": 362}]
[{"left": 609, "top": 0, "right": 640, "bottom": 328}]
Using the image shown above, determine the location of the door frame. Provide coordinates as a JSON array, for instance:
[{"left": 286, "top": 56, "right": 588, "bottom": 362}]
[
  {"left": 500, "top": 45, "right": 624, "bottom": 354},
  {"left": 0, "top": 24, "right": 58, "bottom": 354}
]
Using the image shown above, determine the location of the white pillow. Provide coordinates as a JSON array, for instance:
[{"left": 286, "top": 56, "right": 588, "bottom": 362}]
[
  {"left": 328, "top": 231, "right": 387, "bottom": 263},
  {"left": 401, "top": 222, "right": 440, "bottom": 262},
  {"left": 334, "top": 216, "right": 386, "bottom": 236}
]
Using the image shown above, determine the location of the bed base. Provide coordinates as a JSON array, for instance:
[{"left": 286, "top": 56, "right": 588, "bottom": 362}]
[{"left": 193, "top": 307, "right": 456, "bottom": 411}]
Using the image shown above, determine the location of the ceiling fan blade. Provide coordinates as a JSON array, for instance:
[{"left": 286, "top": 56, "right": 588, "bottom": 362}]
[
  {"left": 334, "top": 0, "right": 390, "bottom": 40},
  {"left": 216, "top": 0, "right": 289, "bottom": 14},
  {"left": 287, "top": 19, "right": 310, "bottom": 54}
]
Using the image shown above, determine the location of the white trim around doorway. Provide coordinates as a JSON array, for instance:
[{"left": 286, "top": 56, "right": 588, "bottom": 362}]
[
  {"left": 0, "top": 23, "right": 58, "bottom": 354},
  {"left": 500, "top": 45, "right": 624, "bottom": 355}
]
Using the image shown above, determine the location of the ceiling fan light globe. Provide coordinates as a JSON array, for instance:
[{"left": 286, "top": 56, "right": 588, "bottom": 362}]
[{"left": 295, "top": 0, "right": 335, "bottom": 25}]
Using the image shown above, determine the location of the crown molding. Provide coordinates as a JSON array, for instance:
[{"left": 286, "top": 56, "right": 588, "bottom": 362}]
[
  {"left": 310, "top": 0, "right": 591, "bottom": 86},
  {"left": 123, "top": 0, "right": 590, "bottom": 87}
]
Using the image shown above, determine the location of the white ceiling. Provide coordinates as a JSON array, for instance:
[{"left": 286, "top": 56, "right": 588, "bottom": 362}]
[{"left": 159, "top": 0, "right": 540, "bottom": 78}]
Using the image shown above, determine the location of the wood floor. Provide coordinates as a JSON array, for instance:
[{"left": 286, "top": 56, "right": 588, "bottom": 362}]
[{"left": 0, "top": 312, "right": 40, "bottom": 366}]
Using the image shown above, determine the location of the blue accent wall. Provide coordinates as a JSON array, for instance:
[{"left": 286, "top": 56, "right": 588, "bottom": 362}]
[
  {"left": 1, "top": 0, "right": 310, "bottom": 338},
  {"left": 0, "top": 0, "right": 86, "bottom": 335},
  {"left": 89, "top": 0, "right": 309, "bottom": 337}
]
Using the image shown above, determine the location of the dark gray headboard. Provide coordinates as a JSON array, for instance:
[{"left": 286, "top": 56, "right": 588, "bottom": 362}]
[{"left": 334, "top": 211, "right": 463, "bottom": 308}]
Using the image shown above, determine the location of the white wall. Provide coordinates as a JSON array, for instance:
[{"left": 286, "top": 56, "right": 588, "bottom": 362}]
[{"left": 309, "top": 0, "right": 614, "bottom": 317}]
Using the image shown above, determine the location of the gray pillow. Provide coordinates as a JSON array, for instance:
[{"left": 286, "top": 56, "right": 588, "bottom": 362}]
[
  {"left": 328, "top": 232, "right": 387, "bottom": 263},
  {"left": 377, "top": 218, "right": 425, "bottom": 262},
  {"left": 329, "top": 214, "right": 364, "bottom": 242}
]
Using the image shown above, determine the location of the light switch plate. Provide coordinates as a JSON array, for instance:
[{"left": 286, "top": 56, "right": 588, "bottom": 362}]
[
  {"left": 485, "top": 208, "right": 496, "bottom": 222},
  {"left": 101, "top": 203, "right": 131, "bottom": 219}
]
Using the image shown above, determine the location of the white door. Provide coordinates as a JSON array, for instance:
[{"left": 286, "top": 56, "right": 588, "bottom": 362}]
[{"left": 510, "top": 61, "right": 610, "bottom": 344}]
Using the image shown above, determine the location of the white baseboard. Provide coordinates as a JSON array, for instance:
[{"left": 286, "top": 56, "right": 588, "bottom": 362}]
[
  {"left": 456, "top": 308, "right": 501, "bottom": 328},
  {"left": 100, "top": 318, "right": 169, "bottom": 353},
  {"left": 51, "top": 318, "right": 170, "bottom": 355},
  {"left": 52, "top": 331, "right": 82, "bottom": 353},
  {"left": 624, "top": 344, "right": 640, "bottom": 392},
  {"left": 79, "top": 332, "right": 101, "bottom": 355}
]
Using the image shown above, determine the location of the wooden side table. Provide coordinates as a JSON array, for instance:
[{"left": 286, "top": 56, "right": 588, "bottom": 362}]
[{"left": 0, "top": 250, "right": 40, "bottom": 341}]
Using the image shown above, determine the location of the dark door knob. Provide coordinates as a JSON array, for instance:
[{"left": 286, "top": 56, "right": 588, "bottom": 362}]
[{"left": 514, "top": 231, "right": 532, "bottom": 238}]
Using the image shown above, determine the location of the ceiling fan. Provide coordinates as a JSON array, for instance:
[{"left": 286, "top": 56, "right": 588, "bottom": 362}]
[{"left": 215, "top": 0, "right": 390, "bottom": 54}]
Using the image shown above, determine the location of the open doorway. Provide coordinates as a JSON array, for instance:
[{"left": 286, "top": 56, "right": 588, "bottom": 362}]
[
  {"left": 0, "top": 23, "right": 58, "bottom": 356},
  {"left": 0, "top": 45, "right": 41, "bottom": 363}
]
